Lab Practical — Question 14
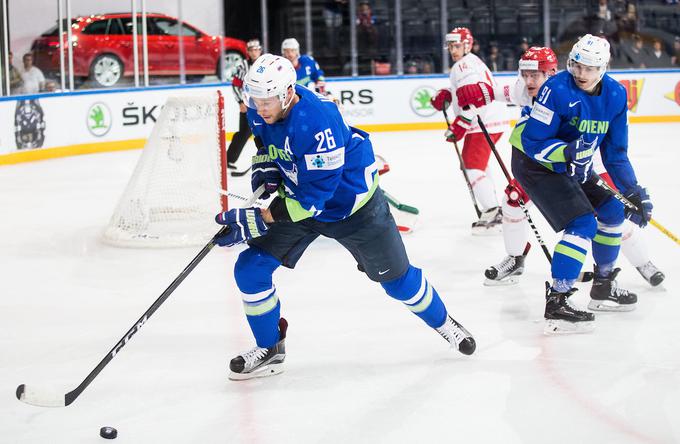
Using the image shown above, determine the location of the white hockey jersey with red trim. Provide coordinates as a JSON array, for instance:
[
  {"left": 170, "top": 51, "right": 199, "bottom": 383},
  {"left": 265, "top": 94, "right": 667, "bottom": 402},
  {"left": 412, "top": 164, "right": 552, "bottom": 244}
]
[{"left": 449, "top": 53, "right": 509, "bottom": 134}]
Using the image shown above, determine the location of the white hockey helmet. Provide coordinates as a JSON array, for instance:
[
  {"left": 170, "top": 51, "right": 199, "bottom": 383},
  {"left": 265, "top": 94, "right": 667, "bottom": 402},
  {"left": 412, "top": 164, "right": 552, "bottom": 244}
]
[
  {"left": 567, "top": 34, "right": 610, "bottom": 81},
  {"left": 243, "top": 53, "right": 297, "bottom": 110},
  {"left": 281, "top": 38, "right": 300, "bottom": 53}
]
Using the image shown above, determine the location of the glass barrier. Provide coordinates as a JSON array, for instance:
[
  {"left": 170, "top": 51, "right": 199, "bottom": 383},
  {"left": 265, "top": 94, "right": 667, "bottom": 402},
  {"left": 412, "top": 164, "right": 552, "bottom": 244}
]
[
  {"left": 3, "top": 0, "right": 234, "bottom": 95},
  {"left": 552, "top": 0, "right": 680, "bottom": 69},
  {"left": 8, "top": 1, "right": 61, "bottom": 95}
]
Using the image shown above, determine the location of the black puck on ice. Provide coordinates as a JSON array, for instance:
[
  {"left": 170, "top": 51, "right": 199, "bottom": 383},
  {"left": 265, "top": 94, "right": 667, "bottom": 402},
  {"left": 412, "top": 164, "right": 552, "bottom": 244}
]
[{"left": 100, "top": 426, "right": 117, "bottom": 439}]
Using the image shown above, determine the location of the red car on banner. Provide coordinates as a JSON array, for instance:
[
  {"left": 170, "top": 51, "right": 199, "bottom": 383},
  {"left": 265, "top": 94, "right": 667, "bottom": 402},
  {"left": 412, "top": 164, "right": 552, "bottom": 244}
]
[{"left": 31, "top": 13, "right": 247, "bottom": 87}]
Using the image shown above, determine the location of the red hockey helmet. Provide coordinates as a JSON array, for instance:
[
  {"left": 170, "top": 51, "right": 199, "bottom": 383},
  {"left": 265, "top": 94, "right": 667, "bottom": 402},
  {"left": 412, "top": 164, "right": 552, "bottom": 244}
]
[
  {"left": 446, "top": 27, "right": 474, "bottom": 52},
  {"left": 519, "top": 46, "right": 558, "bottom": 73}
]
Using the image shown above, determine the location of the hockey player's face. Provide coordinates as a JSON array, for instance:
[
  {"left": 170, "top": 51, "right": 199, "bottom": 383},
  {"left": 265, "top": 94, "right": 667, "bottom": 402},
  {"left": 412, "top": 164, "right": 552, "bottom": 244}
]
[
  {"left": 448, "top": 42, "right": 466, "bottom": 62},
  {"left": 283, "top": 48, "right": 299, "bottom": 64},
  {"left": 570, "top": 62, "right": 600, "bottom": 91},
  {"left": 521, "top": 70, "right": 548, "bottom": 97},
  {"left": 247, "top": 47, "right": 262, "bottom": 61},
  {"left": 253, "top": 96, "right": 283, "bottom": 123}
]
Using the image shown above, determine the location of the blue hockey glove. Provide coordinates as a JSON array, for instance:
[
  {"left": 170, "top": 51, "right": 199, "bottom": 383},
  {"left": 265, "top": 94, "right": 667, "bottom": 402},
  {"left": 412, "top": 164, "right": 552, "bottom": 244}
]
[
  {"left": 623, "top": 185, "right": 653, "bottom": 228},
  {"left": 251, "top": 150, "right": 281, "bottom": 199},
  {"left": 564, "top": 136, "right": 595, "bottom": 184},
  {"left": 214, "top": 208, "right": 269, "bottom": 247}
]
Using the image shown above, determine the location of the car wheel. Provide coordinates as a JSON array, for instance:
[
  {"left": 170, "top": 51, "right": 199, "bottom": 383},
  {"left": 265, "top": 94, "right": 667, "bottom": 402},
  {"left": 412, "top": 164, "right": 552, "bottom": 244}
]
[
  {"left": 90, "top": 54, "right": 123, "bottom": 88},
  {"left": 220, "top": 50, "right": 245, "bottom": 80}
]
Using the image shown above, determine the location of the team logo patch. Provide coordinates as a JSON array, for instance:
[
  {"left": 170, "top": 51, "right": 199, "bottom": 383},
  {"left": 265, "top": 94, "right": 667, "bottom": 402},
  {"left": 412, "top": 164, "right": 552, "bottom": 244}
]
[
  {"left": 409, "top": 86, "right": 437, "bottom": 117},
  {"left": 304, "top": 148, "right": 345, "bottom": 171},
  {"left": 530, "top": 102, "right": 554, "bottom": 125}
]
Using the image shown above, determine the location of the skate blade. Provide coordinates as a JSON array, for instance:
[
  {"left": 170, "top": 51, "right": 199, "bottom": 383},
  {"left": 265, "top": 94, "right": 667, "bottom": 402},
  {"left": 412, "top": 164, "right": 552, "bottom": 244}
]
[
  {"left": 228, "top": 363, "right": 284, "bottom": 381},
  {"left": 587, "top": 300, "right": 636, "bottom": 312},
  {"left": 544, "top": 319, "right": 595, "bottom": 335},
  {"left": 471, "top": 225, "right": 502, "bottom": 236},
  {"left": 484, "top": 276, "right": 519, "bottom": 286}
]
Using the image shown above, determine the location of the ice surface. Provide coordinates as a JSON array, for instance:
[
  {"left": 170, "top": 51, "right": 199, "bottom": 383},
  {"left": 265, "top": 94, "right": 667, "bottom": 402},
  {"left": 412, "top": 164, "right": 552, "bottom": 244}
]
[{"left": 1, "top": 124, "right": 679, "bottom": 443}]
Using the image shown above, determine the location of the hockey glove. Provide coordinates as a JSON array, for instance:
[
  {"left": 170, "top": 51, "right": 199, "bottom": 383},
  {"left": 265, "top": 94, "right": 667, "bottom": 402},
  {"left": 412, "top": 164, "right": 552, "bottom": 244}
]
[
  {"left": 430, "top": 88, "right": 452, "bottom": 111},
  {"left": 445, "top": 116, "right": 472, "bottom": 143},
  {"left": 251, "top": 150, "right": 281, "bottom": 199},
  {"left": 504, "top": 179, "right": 530, "bottom": 207},
  {"left": 564, "top": 136, "right": 594, "bottom": 184},
  {"left": 623, "top": 185, "right": 653, "bottom": 228},
  {"left": 214, "top": 208, "right": 269, "bottom": 247},
  {"left": 456, "top": 82, "right": 495, "bottom": 109}
]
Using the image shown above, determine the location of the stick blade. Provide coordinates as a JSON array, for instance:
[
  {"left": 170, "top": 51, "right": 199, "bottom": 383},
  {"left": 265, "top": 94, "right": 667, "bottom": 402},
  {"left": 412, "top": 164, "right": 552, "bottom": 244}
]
[{"left": 16, "top": 384, "right": 67, "bottom": 408}]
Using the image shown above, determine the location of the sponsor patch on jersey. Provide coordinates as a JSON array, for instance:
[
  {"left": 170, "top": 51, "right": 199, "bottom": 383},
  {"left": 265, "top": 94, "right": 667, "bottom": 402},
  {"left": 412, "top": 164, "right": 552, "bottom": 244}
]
[
  {"left": 530, "top": 102, "right": 554, "bottom": 125},
  {"left": 304, "top": 148, "right": 345, "bottom": 170}
]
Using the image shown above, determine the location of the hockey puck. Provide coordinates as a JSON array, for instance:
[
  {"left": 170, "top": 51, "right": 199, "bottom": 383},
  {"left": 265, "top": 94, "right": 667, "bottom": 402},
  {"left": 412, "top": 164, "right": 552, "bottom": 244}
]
[{"left": 100, "top": 426, "right": 117, "bottom": 439}]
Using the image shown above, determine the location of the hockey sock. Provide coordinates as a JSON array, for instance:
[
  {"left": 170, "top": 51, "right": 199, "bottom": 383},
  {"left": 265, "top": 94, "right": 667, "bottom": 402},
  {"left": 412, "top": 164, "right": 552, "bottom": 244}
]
[
  {"left": 592, "top": 196, "right": 624, "bottom": 278},
  {"left": 466, "top": 168, "right": 498, "bottom": 211},
  {"left": 551, "top": 214, "right": 596, "bottom": 292},
  {"left": 381, "top": 265, "right": 447, "bottom": 328},
  {"left": 502, "top": 197, "right": 529, "bottom": 256},
  {"left": 234, "top": 247, "right": 283, "bottom": 348},
  {"left": 592, "top": 221, "right": 622, "bottom": 277},
  {"left": 620, "top": 220, "right": 649, "bottom": 268}
]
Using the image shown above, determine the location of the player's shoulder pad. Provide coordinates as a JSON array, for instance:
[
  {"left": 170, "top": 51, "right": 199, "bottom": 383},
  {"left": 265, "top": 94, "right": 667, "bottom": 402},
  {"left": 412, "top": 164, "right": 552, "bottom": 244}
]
[{"left": 300, "top": 54, "right": 315, "bottom": 63}]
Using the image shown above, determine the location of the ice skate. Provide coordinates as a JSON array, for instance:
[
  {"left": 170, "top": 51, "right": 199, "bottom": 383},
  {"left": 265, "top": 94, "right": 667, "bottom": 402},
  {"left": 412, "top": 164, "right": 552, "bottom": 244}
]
[
  {"left": 543, "top": 283, "right": 595, "bottom": 335},
  {"left": 229, "top": 318, "right": 288, "bottom": 381},
  {"left": 635, "top": 261, "right": 665, "bottom": 287},
  {"left": 588, "top": 267, "right": 637, "bottom": 312},
  {"left": 484, "top": 244, "right": 530, "bottom": 286},
  {"left": 436, "top": 315, "right": 476, "bottom": 355},
  {"left": 471, "top": 206, "right": 502, "bottom": 236}
]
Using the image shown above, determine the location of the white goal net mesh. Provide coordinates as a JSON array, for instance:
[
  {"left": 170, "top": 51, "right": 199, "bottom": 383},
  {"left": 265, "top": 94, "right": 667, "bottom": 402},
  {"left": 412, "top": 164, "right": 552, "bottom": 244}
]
[{"left": 102, "top": 93, "right": 227, "bottom": 247}]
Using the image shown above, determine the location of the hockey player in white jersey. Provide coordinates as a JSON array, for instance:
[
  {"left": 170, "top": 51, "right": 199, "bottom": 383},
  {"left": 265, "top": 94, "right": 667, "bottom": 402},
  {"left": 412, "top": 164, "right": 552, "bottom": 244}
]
[
  {"left": 457, "top": 47, "right": 665, "bottom": 287},
  {"left": 430, "top": 27, "right": 509, "bottom": 234}
]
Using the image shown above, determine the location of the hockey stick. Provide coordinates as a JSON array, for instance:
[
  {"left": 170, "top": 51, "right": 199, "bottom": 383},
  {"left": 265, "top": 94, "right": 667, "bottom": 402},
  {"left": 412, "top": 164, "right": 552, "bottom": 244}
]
[
  {"left": 442, "top": 108, "right": 483, "bottom": 218},
  {"left": 230, "top": 165, "right": 252, "bottom": 177},
  {"left": 16, "top": 186, "right": 266, "bottom": 408},
  {"left": 592, "top": 174, "right": 680, "bottom": 246},
  {"left": 475, "top": 113, "right": 594, "bottom": 282}
]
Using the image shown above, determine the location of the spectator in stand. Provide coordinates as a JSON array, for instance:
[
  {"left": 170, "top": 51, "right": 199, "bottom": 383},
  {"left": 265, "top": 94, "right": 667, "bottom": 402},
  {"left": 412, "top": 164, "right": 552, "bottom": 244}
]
[
  {"left": 356, "top": 1, "right": 378, "bottom": 74},
  {"left": 405, "top": 59, "right": 418, "bottom": 74},
  {"left": 486, "top": 42, "right": 505, "bottom": 72},
  {"left": 471, "top": 40, "right": 486, "bottom": 64},
  {"left": 646, "top": 38, "right": 671, "bottom": 68},
  {"left": 422, "top": 59, "right": 434, "bottom": 74},
  {"left": 18, "top": 53, "right": 45, "bottom": 94},
  {"left": 622, "top": 34, "right": 646, "bottom": 68},
  {"left": 511, "top": 37, "right": 530, "bottom": 69},
  {"left": 44, "top": 79, "right": 61, "bottom": 93},
  {"left": 671, "top": 36, "right": 680, "bottom": 66},
  {"left": 8, "top": 51, "right": 23, "bottom": 94},
  {"left": 590, "top": 0, "right": 618, "bottom": 41},
  {"left": 617, "top": 3, "right": 638, "bottom": 34},
  {"left": 323, "top": 0, "right": 348, "bottom": 51}
]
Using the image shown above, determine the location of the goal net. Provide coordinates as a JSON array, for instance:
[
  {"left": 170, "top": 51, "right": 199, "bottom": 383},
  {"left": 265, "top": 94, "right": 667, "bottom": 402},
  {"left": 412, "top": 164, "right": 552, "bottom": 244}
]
[{"left": 102, "top": 92, "right": 228, "bottom": 247}]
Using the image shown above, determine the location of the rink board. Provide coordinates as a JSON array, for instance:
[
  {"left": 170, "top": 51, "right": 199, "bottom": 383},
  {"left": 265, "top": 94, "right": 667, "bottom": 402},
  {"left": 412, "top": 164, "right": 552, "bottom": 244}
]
[{"left": 0, "top": 69, "right": 679, "bottom": 164}]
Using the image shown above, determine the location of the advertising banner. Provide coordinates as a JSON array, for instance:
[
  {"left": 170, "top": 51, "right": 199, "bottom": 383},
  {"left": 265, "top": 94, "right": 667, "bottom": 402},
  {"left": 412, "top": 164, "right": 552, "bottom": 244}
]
[{"left": 1, "top": 70, "right": 679, "bottom": 164}]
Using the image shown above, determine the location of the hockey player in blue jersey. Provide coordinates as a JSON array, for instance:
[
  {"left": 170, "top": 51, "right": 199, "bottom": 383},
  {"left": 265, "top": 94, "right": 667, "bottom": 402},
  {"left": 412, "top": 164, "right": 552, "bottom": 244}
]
[
  {"left": 281, "top": 38, "right": 326, "bottom": 93},
  {"left": 511, "top": 34, "right": 653, "bottom": 334},
  {"left": 214, "top": 54, "right": 476, "bottom": 380}
]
